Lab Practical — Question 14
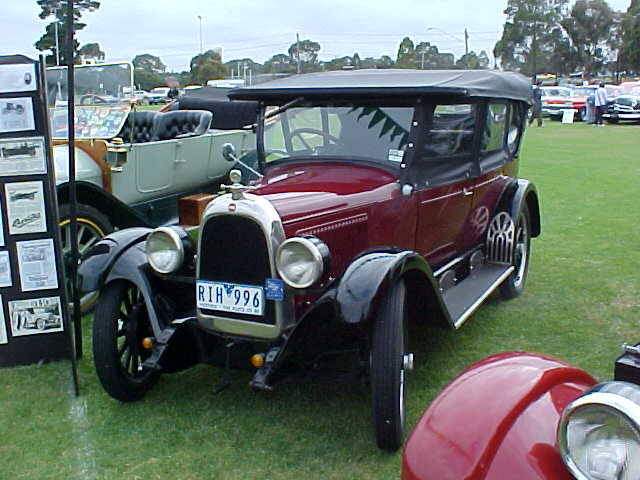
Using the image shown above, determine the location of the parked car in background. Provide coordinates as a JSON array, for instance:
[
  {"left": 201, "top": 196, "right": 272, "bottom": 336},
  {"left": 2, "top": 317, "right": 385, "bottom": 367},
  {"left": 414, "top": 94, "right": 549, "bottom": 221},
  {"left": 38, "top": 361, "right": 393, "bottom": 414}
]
[
  {"left": 147, "top": 86, "right": 170, "bottom": 104},
  {"left": 79, "top": 69, "right": 540, "bottom": 451},
  {"left": 46, "top": 63, "right": 256, "bottom": 310},
  {"left": 540, "top": 86, "right": 572, "bottom": 117},
  {"left": 402, "top": 343, "right": 640, "bottom": 480},
  {"left": 604, "top": 94, "right": 640, "bottom": 123}
]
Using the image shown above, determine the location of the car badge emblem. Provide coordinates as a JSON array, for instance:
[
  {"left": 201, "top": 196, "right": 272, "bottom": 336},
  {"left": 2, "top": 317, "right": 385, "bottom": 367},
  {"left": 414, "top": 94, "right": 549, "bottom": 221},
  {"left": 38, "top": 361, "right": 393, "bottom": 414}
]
[{"left": 228, "top": 203, "right": 237, "bottom": 212}]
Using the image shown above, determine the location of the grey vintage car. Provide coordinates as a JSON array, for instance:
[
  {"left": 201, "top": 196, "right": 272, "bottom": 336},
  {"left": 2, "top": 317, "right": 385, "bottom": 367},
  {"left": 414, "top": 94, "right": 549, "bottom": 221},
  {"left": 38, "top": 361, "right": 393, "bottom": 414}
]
[{"left": 46, "top": 63, "right": 256, "bottom": 308}]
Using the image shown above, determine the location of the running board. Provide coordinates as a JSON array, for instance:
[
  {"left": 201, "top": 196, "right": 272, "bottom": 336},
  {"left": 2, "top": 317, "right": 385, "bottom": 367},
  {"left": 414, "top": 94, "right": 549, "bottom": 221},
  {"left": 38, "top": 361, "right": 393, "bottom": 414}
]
[{"left": 442, "top": 264, "right": 514, "bottom": 329}]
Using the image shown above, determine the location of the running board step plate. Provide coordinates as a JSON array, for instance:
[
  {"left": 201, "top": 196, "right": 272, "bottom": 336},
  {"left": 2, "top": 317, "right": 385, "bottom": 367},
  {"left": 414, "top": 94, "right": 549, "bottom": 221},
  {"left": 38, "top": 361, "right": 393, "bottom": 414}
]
[{"left": 442, "top": 264, "right": 514, "bottom": 329}]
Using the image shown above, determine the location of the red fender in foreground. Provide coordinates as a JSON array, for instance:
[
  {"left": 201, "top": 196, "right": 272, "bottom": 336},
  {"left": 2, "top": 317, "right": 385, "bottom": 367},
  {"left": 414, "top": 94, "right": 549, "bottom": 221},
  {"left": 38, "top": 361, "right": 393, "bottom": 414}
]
[{"left": 402, "top": 353, "right": 597, "bottom": 480}]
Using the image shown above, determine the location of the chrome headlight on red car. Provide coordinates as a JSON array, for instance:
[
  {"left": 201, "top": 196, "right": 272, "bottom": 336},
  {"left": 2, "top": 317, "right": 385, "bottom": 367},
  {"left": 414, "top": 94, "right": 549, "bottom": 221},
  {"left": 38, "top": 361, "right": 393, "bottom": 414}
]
[
  {"left": 275, "top": 236, "right": 330, "bottom": 289},
  {"left": 558, "top": 381, "right": 640, "bottom": 480}
]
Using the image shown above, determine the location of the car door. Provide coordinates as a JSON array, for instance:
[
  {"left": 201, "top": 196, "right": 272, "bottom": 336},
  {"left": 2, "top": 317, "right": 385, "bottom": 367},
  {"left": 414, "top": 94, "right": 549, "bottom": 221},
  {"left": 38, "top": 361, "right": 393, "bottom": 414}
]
[
  {"left": 468, "top": 102, "right": 521, "bottom": 246},
  {"left": 412, "top": 103, "right": 478, "bottom": 266}
]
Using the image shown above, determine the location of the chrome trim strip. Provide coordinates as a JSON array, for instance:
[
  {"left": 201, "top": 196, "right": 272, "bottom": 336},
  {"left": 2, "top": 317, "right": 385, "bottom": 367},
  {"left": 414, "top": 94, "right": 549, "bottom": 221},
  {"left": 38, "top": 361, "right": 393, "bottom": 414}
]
[
  {"left": 420, "top": 190, "right": 463, "bottom": 205},
  {"left": 453, "top": 266, "right": 514, "bottom": 329},
  {"left": 433, "top": 256, "right": 464, "bottom": 277}
]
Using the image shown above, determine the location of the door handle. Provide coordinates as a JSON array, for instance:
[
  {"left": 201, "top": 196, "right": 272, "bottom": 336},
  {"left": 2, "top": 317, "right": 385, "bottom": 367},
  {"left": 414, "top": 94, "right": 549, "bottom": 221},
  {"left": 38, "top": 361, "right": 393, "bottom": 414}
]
[{"left": 462, "top": 187, "right": 473, "bottom": 196}]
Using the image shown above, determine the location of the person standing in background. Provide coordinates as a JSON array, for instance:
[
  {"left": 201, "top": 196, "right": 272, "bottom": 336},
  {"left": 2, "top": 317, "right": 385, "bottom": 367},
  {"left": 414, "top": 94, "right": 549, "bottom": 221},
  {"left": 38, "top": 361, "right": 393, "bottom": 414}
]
[
  {"left": 529, "top": 81, "right": 543, "bottom": 127},
  {"left": 594, "top": 82, "right": 608, "bottom": 126}
]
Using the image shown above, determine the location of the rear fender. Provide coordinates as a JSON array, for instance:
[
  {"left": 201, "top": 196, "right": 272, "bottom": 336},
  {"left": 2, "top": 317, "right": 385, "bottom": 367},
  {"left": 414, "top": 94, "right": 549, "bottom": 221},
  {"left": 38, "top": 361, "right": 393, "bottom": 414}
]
[
  {"left": 332, "top": 250, "right": 451, "bottom": 328},
  {"left": 498, "top": 179, "right": 541, "bottom": 237},
  {"left": 78, "top": 227, "right": 152, "bottom": 293}
]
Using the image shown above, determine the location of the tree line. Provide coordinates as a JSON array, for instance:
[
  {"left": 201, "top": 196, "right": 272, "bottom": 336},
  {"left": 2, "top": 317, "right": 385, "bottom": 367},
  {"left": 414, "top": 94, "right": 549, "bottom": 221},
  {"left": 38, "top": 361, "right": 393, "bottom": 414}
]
[
  {"left": 495, "top": 0, "right": 640, "bottom": 78},
  {"left": 34, "top": 0, "right": 640, "bottom": 89}
]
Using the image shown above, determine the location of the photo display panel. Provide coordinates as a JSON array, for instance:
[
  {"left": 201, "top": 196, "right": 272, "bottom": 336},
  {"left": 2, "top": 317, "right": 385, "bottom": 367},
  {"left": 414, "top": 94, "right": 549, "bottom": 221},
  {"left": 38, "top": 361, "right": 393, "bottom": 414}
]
[{"left": 0, "top": 55, "right": 72, "bottom": 367}]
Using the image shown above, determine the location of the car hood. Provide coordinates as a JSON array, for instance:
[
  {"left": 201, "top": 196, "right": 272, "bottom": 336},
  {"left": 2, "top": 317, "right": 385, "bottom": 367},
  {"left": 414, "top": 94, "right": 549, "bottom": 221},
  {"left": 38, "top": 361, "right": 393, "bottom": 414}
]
[{"left": 251, "top": 161, "right": 399, "bottom": 226}]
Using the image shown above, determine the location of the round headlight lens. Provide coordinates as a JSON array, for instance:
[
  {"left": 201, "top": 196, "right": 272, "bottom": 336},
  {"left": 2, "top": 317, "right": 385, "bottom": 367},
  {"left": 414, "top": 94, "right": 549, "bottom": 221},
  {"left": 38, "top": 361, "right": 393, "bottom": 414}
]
[
  {"left": 559, "top": 382, "right": 640, "bottom": 480},
  {"left": 276, "top": 237, "right": 328, "bottom": 289},
  {"left": 146, "top": 227, "right": 184, "bottom": 274}
]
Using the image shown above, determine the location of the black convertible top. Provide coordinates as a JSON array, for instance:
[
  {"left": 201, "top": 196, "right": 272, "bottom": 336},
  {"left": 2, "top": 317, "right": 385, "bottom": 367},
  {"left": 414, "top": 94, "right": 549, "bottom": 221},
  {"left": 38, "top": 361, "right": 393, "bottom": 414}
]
[{"left": 229, "top": 69, "right": 532, "bottom": 104}]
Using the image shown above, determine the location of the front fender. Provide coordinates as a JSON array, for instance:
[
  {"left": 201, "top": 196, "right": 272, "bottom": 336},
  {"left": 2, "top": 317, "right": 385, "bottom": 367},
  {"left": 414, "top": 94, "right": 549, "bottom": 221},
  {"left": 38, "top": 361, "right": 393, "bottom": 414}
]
[
  {"left": 78, "top": 227, "right": 152, "bottom": 293},
  {"left": 402, "top": 353, "right": 596, "bottom": 480},
  {"left": 102, "top": 243, "right": 170, "bottom": 342},
  {"left": 332, "top": 250, "right": 449, "bottom": 327}
]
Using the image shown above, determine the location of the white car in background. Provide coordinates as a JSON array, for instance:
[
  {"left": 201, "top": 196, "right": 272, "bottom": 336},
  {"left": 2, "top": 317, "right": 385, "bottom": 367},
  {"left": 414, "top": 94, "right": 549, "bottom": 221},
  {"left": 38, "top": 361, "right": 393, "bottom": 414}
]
[
  {"left": 540, "top": 86, "right": 572, "bottom": 117},
  {"left": 148, "top": 86, "right": 170, "bottom": 104}
]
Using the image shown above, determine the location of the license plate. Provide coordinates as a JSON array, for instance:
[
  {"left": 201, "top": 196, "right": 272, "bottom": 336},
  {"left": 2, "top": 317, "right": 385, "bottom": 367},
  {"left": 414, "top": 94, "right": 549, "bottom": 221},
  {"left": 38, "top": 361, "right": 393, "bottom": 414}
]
[{"left": 196, "top": 281, "right": 264, "bottom": 316}]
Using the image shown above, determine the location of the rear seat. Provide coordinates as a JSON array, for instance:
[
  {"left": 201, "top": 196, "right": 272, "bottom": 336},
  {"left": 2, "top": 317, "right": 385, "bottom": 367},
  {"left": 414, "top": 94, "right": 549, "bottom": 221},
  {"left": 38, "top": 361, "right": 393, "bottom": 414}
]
[
  {"left": 151, "top": 110, "right": 212, "bottom": 141},
  {"left": 117, "top": 109, "right": 212, "bottom": 143}
]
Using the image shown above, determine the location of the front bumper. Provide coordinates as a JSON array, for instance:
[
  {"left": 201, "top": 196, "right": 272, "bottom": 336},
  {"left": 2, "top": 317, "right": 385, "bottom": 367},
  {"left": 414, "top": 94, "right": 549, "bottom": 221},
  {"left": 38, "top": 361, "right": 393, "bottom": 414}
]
[{"left": 603, "top": 112, "right": 640, "bottom": 121}]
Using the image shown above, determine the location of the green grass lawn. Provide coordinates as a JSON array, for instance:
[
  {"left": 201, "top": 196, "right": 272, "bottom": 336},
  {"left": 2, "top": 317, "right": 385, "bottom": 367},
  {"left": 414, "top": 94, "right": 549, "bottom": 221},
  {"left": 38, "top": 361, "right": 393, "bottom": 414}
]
[{"left": 2, "top": 122, "right": 639, "bottom": 479}]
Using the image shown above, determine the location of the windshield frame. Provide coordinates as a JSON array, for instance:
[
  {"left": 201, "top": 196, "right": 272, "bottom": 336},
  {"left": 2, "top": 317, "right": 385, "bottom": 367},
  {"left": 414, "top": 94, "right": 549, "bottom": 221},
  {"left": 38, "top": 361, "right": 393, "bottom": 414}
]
[{"left": 256, "top": 98, "right": 419, "bottom": 175}]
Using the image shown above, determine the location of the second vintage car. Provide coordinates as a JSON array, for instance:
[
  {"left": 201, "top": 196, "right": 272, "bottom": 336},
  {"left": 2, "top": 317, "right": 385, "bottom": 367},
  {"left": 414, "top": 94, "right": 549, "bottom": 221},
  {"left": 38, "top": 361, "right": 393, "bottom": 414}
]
[{"left": 80, "top": 69, "right": 540, "bottom": 451}]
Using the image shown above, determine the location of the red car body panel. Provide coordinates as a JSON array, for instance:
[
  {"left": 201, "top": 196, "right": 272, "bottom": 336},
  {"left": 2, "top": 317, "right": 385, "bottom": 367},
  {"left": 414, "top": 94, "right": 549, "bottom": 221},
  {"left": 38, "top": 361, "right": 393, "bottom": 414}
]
[{"left": 402, "top": 353, "right": 597, "bottom": 480}]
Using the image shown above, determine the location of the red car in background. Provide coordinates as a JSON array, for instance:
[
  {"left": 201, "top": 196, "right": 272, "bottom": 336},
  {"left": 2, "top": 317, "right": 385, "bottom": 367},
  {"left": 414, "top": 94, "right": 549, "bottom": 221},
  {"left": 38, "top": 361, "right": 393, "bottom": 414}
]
[
  {"left": 545, "top": 86, "right": 597, "bottom": 121},
  {"left": 402, "top": 346, "right": 640, "bottom": 479}
]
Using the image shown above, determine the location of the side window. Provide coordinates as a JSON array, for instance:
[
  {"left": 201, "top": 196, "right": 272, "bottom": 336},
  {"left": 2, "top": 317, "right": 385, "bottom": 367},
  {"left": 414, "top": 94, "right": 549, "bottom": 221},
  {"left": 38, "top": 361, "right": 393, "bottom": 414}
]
[
  {"left": 424, "top": 104, "right": 475, "bottom": 157},
  {"left": 507, "top": 102, "right": 522, "bottom": 155},
  {"left": 482, "top": 103, "right": 507, "bottom": 153}
]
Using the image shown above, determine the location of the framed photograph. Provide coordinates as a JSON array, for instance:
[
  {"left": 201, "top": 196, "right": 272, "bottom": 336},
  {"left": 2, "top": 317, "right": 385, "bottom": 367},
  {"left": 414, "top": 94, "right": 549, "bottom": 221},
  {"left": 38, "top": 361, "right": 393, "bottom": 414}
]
[
  {"left": 0, "top": 297, "right": 7, "bottom": 344},
  {"left": 16, "top": 239, "right": 58, "bottom": 291},
  {"left": 0, "top": 250, "right": 11, "bottom": 288},
  {"left": 0, "top": 136, "right": 46, "bottom": 176},
  {"left": 5, "top": 180, "right": 46, "bottom": 235},
  {"left": 0, "top": 97, "right": 35, "bottom": 133},
  {"left": 0, "top": 204, "right": 4, "bottom": 247},
  {"left": 0, "top": 64, "right": 36, "bottom": 94},
  {"left": 8, "top": 296, "right": 63, "bottom": 337}
]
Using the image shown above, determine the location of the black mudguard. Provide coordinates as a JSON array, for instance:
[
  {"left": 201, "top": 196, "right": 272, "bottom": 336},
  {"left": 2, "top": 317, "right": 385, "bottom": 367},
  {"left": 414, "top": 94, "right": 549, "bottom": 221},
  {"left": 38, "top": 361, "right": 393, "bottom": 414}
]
[
  {"left": 499, "top": 179, "right": 541, "bottom": 237},
  {"left": 78, "top": 227, "right": 152, "bottom": 293},
  {"left": 332, "top": 250, "right": 450, "bottom": 327}
]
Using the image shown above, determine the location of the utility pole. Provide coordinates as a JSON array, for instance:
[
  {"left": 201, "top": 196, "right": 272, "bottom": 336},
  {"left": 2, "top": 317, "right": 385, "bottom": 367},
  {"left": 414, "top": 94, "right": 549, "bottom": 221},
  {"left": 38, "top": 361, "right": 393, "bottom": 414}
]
[
  {"left": 464, "top": 28, "right": 469, "bottom": 68},
  {"left": 421, "top": 51, "right": 426, "bottom": 69},
  {"left": 197, "top": 15, "right": 203, "bottom": 54},
  {"left": 296, "top": 33, "right": 302, "bottom": 74}
]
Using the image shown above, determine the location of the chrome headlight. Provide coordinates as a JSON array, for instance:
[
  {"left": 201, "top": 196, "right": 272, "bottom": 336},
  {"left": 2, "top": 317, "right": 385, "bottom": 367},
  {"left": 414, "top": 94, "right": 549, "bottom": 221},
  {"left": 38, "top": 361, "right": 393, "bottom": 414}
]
[
  {"left": 558, "top": 381, "right": 640, "bottom": 480},
  {"left": 146, "top": 227, "right": 190, "bottom": 274},
  {"left": 275, "top": 236, "right": 330, "bottom": 289}
]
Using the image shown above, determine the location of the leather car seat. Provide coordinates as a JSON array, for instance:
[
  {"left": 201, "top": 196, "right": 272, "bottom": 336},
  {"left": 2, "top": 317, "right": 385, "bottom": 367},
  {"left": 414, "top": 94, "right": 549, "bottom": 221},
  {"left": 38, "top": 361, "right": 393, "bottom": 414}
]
[
  {"left": 151, "top": 110, "right": 213, "bottom": 141},
  {"left": 118, "top": 111, "right": 157, "bottom": 143}
]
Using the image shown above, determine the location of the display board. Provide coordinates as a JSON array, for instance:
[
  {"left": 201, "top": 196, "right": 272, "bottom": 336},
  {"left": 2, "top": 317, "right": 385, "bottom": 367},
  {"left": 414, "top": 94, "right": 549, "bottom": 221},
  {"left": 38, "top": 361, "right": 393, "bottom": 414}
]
[{"left": 0, "top": 55, "right": 73, "bottom": 367}]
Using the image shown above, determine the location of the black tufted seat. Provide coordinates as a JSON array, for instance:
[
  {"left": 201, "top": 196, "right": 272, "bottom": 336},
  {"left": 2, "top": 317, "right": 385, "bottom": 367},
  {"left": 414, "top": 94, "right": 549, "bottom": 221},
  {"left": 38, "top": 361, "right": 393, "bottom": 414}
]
[
  {"left": 117, "top": 111, "right": 158, "bottom": 143},
  {"left": 151, "top": 110, "right": 212, "bottom": 141}
]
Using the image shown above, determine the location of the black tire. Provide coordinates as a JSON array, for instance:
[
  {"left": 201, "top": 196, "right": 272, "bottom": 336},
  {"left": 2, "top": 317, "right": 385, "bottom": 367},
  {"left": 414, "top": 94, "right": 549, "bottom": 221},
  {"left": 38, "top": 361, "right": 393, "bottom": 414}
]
[
  {"left": 36, "top": 318, "right": 46, "bottom": 330},
  {"left": 499, "top": 205, "right": 531, "bottom": 300},
  {"left": 93, "top": 281, "right": 159, "bottom": 401},
  {"left": 59, "top": 203, "right": 113, "bottom": 313},
  {"left": 371, "top": 280, "right": 408, "bottom": 451}
]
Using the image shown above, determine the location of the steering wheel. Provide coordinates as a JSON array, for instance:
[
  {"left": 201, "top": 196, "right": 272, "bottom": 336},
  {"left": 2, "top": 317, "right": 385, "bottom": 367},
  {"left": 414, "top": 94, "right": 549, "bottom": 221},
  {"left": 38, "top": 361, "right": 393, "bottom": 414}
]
[{"left": 290, "top": 128, "right": 340, "bottom": 151}]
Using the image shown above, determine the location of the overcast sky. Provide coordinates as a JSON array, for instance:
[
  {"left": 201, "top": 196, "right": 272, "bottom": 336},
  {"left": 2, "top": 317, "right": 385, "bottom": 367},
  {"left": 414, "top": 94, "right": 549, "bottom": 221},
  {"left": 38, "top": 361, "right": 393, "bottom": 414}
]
[{"left": 3, "top": 0, "right": 632, "bottom": 72}]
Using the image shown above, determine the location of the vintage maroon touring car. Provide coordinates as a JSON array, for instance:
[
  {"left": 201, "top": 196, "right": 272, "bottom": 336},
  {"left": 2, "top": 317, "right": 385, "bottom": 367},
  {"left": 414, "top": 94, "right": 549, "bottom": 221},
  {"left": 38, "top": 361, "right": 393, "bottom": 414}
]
[
  {"left": 79, "top": 69, "right": 540, "bottom": 451},
  {"left": 402, "top": 347, "right": 640, "bottom": 479}
]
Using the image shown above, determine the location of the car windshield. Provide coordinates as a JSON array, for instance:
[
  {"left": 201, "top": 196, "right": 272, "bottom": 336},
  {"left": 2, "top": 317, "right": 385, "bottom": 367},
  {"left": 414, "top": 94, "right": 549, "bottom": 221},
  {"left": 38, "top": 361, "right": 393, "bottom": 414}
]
[
  {"left": 572, "top": 87, "right": 595, "bottom": 96},
  {"left": 263, "top": 104, "right": 414, "bottom": 168},
  {"left": 542, "top": 88, "right": 570, "bottom": 97},
  {"left": 46, "top": 63, "right": 133, "bottom": 139}
]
